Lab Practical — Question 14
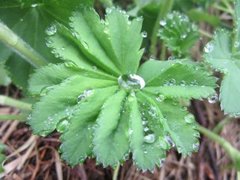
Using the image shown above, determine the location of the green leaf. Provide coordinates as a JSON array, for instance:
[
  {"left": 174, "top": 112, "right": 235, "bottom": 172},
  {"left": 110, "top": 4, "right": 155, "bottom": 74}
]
[
  {"left": 93, "top": 90, "right": 129, "bottom": 167},
  {"left": 129, "top": 93, "right": 166, "bottom": 171},
  {"left": 69, "top": 7, "right": 121, "bottom": 76},
  {"left": 29, "top": 75, "right": 116, "bottom": 136},
  {"left": 0, "top": 0, "right": 90, "bottom": 89},
  {"left": 28, "top": 7, "right": 217, "bottom": 170},
  {"left": 158, "top": 11, "right": 199, "bottom": 56},
  {"left": 138, "top": 92, "right": 199, "bottom": 156},
  {"left": 139, "top": 60, "right": 216, "bottom": 99},
  {"left": 105, "top": 8, "right": 144, "bottom": 74},
  {"left": 60, "top": 86, "right": 118, "bottom": 166},
  {"left": 29, "top": 63, "right": 116, "bottom": 95},
  {"left": 0, "top": 143, "right": 6, "bottom": 173},
  {"left": 204, "top": 29, "right": 240, "bottom": 116}
]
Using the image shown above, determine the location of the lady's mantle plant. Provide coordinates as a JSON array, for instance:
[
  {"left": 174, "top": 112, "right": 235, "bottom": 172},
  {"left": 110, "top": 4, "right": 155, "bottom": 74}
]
[{"left": 28, "top": 7, "right": 216, "bottom": 170}]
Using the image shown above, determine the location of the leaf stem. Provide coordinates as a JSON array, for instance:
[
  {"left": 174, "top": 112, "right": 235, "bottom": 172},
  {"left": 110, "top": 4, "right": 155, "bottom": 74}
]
[
  {"left": 0, "top": 22, "right": 47, "bottom": 68},
  {"left": 0, "top": 114, "right": 26, "bottom": 121},
  {"left": 212, "top": 116, "right": 232, "bottom": 134},
  {"left": 199, "top": 29, "right": 213, "bottom": 39},
  {"left": 150, "top": 0, "right": 174, "bottom": 57},
  {"left": 197, "top": 125, "right": 240, "bottom": 169},
  {"left": 0, "top": 95, "right": 32, "bottom": 111},
  {"left": 112, "top": 163, "right": 120, "bottom": 180}
]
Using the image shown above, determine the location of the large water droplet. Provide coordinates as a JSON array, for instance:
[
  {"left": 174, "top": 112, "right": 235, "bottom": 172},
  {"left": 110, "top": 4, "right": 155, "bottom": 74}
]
[
  {"left": 77, "top": 89, "right": 93, "bottom": 103},
  {"left": 144, "top": 134, "right": 155, "bottom": 143},
  {"left": 46, "top": 25, "right": 57, "bottom": 36},
  {"left": 31, "top": 3, "right": 38, "bottom": 7},
  {"left": 118, "top": 74, "right": 145, "bottom": 90},
  {"left": 184, "top": 114, "right": 195, "bottom": 124},
  {"left": 204, "top": 43, "right": 214, "bottom": 53},
  {"left": 208, "top": 94, "right": 218, "bottom": 104}
]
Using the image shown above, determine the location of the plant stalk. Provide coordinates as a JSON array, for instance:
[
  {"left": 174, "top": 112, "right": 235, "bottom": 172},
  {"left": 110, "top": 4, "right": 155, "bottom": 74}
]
[
  {"left": 112, "top": 163, "right": 120, "bottom": 180},
  {"left": 197, "top": 125, "right": 240, "bottom": 170},
  {"left": 150, "top": 0, "right": 174, "bottom": 56},
  {"left": 0, "top": 95, "right": 32, "bottom": 111},
  {"left": 0, "top": 114, "right": 26, "bottom": 121},
  {"left": 0, "top": 22, "right": 47, "bottom": 68}
]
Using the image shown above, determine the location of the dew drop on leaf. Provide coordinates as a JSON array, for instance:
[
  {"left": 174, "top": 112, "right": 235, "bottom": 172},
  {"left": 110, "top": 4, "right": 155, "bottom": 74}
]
[
  {"left": 141, "top": 31, "right": 148, "bottom": 38},
  {"left": 164, "top": 135, "right": 175, "bottom": 147},
  {"left": 180, "top": 80, "right": 186, "bottom": 86},
  {"left": 56, "top": 119, "right": 70, "bottom": 133},
  {"left": 77, "top": 89, "right": 93, "bottom": 103},
  {"left": 118, "top": 74, "right": 145, "bottom": 89},
  {"left": 192, "top": 142, "right": 199, "bottom": 152},
  {"left": 46, "top": 25, "right": 57, "bottom": 36},
  {"left": 156, "top": 94, "right": 165, "bottom": 102},
  {"left": 144, "top": 134, "right": 155, "bottom": 143},
  {"left": 136, "top": 17, "right": 142, "bottom": 22},
  {"left": 31, "top": 3, "right": 38, "bottom": 8},
  {"left": 208, "top": 94, "right": 218, "bottom": 104},
  {"left": 159, "top": 20, "right": 166, "bottom": 26},
  {"left": 204, "top": 43, "right": 214, "bottom": 53},
  {"left": 184, "top": 114, "right": 195, "bottom": 124}
]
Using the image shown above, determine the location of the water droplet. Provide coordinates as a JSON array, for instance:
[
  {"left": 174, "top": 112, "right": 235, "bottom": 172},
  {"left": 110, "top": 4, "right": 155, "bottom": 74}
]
[
  {"left": 234, "top": 41, "right": 240, "bottom": 48},
  {"left": 106, "top": 8, "right": 112, "bottom": 14},
  {"left": 57, "top": 120, "right": 70, "bottom": 133},
  {"left": 136, "top": 17, "right": 142, "bottom": 22},
  {"left": 208, "top": 94, "right": 218, "bottom": 104},
  {"left": 64, "top": 61, "right": 78, "bottom": 68},
  {"left": 164, "top": 78, "right": 176, "bottom": 86},
  {"left": 164, "top": 135, "right": 175, "bottom": 147},
  {"left": 142, "top": 120, "right": 147, "bottom": 126},
  {"left": 192, "top": 142, "right": 199, "bottom": 152},
  {"left": 190, "top": 80, "right": 198, "bottom": 86},
  {"left": 204, "top": 43, "right": 214, "bottom": 53},
  {"left": 82, "top": 41, "right": 89, "bottom": 49},
  {"left": 158, "top": 137, "right": 168, "bottom": 150},
  {"left": 156, "top": 94, "right": 165, "bottom": 102},
  {"left": 128, "top": 129, "right": 133, "bottom": 135},
  {"left": 184, "top": 114, "right": 195, "bottom": 124},
  {"left": 20, "top": 18, "right": 23, "bottom": 22},
  {"left": 141, "top": 31, "right": 148, "bottom": 38},
  {"left": 148, "top": 106, "right": 157, "bottom": 117},
  {"left": 180, "top": 80, "right": 186, "bottom": 86},
  {"left": 159, "top": 158, "right": 166, "bottom": 166},
  {"left": 159, "top": 20, "right": 166, "bottom": 26},
  {"left": 92, "top": 66, "right": 97, "bottom": 70},
  {"left": 31, "top": 3, "right": 38, "bottom": 7},
  {"left": 118, "top": 74, "right": 145, "bottom": 90},
  {"left": 77, "top": 89, "right": 93, "bottom": 103},
  {"left": 143, "top": 150, "right": 147, "bottom": 154},
  {"left": 181, "top": 34, "right": 187, "bottom": 39},
  {"left": 144, "top": 127, "right": 149, "bottom": 132},
  {"left": 144, "top": 134, "right": 155, "bottom": 143},
  {"left": 46, "top": 25, "right": 57, "bottom": 36},
  {"left": 193, "top": 132, "right": 200, "bottom": 138}
]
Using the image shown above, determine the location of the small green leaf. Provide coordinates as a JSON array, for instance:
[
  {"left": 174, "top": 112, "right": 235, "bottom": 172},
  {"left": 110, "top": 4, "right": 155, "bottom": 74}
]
[
  {"left": 204, "top": 29, "right": 240, "bottom": 116},
  {"left": 29, "top": 76, "right": 116, "bottom": 136},
  {"left": 129, "top": 93, "right": 165, "bottom": 171},
  {"left": 60, "top": 86, "right": 118, "bottom": 166},
  {"left": 93, "top": 90, "right": 128, "bottom": 167},
  {"left": 139, "top": 60, "right": 216, "bottom": 99},
  {"left": 158, "top": 11, "right": 199, "bottom": 56}
]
